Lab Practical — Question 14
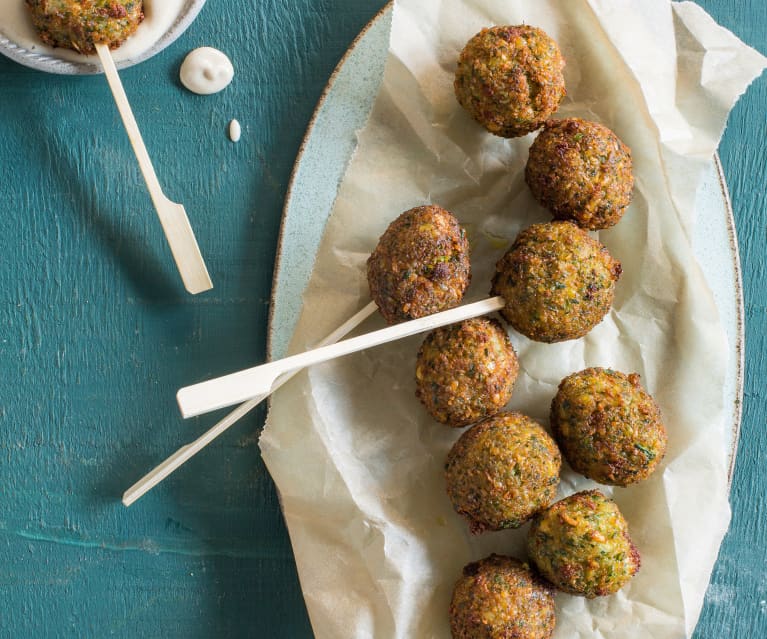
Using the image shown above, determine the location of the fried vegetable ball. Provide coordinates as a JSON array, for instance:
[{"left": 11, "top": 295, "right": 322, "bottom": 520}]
[
  {"left": 525, "top": 118, "right": 634, "bottom": 230},
  {"left": 490, "top": 221, "right": 622, "bottom": 343},
  {"left": 454, "top": 25, "right": 566, "bottom": 138},
  {"left": 26, "top": 0, "right": 144, "bottom": 54},
  {"left": 415, "top": 318, "right": 518, "bottom": 428},
  {"left": 450, "top": 554, "right": 556, "bottom": 639},
  {"left": 550, "top": 368, "right": 666, "bottom": 486},
  {"left": 367, "top": 205, "right": 471, "bottom": 325},
  {"left": 445, "top": 412, "right": 561, "bottom": 533},
  {"left": 527, "top": 490, "right": 640, "bottom": 598}
]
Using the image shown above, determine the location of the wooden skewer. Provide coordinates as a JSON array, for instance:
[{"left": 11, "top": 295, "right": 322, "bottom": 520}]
[
  {"left": 177, "top": 295, "right": 507, "bottom": 419},
  {"left": 95, "top": 44, "right": 213, "bottom": 295},
  {"left": 122, "top": 301, "right": 379, "bottom": 506}
]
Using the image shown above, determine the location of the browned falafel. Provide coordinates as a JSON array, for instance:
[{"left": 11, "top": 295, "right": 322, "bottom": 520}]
[
  {"left": 26, "top": 0, "right": 144, "bottom": 54},
  {"left": 367, "top": 205, "right": 471, "bottom": 325},
  {"left": 525, "top": 118, "right": 634, "bottom": 230},
  {"left": 449, "top": 554, "right": 556, "bottom": 639},
  {"left": 415, "top": 318, "right": 518, "bottom": 428},
  {"left": 490, "top": 221, "right": 621, "bottom": 343},
  {"left": 550, "top": 367, "right": 666, "bottom": 486},
  {"left": 445, "top": 411, "right": 561, "bottom": 533},
  {"left": 454, "top": 25, "right": 566, "bottom": 138},
  {"left": 527, "top": 490, "right": 641, "bottom": 598}
]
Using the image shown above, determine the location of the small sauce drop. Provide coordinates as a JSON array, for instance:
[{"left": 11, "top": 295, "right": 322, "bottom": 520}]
[
  {"left": 179, "top": 47, "right": 234, "bottom": 95},
  {"left": 229, "top": 119, "right": 241, "bottom": 143}
]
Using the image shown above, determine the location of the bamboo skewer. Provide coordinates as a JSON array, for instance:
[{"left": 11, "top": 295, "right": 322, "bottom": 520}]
[
  {"left": 122, "top": 301, "right": 379, "bottom": 506},
  {"left": 177, "top": 295, "right": 507, "bottom": 419},
  {"left": 95, "top": 44, "right": 212, "bottom": 295}
]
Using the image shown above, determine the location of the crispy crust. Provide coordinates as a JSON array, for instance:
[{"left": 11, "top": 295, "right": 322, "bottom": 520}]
[
  {"left": 525, "top": 118, "right": 634, "bottom": 230},
  {"left": 367, "top": 205, "right": 471, "bottom": 324},
  {"left": 450, "top": 554, "right": 556, "bottom": 639},
  {"left": 527, "top": 490, "right": 641, "bottom": 598},
  {"left": 445, "top": 411, "right": 561, "bottom": 533},
  {"left": 490, "top": 221, "right": 621, "bottom": 343},
  {"left": 551, "top": 367, "right": 667, "bottom": 485},
  {"left": 415, "top": 318, "right": 519, "bottom": 427},
  {"left": 454, "top": 25, "right": 566, "bottom": 138},
  {"left": 26, "top": 0, "right": 144, "bottom": 54}
]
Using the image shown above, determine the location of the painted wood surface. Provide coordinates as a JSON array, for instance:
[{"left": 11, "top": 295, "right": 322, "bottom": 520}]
[
  {"left": 0, "top": 1, "right": 763, "bottom": 637},
  {"left": 693, "top": 2, "right": 767, "bottom": 637}
]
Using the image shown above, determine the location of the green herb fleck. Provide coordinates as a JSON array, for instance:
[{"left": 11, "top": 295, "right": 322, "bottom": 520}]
[{"left": 635, "top": 443, "right": 656, "bottom": 460}]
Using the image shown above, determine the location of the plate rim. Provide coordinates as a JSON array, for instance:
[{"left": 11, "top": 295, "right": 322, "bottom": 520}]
[
  {"left": 0, "top": 0, "right": 207, "bottom": 75},
  {"left": 713, "top": 154, "right": 745, "bottom": 485},
  {"left": 266, "top": 0, "right": 393, "bottom": 361},
  {"left": 267, "top": 1, "right": 744, "bottom": 485}
]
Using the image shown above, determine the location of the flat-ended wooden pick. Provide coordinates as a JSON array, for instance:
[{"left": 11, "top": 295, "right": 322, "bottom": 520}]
[
  {"left": 95, "top": 44, "right": 212, "bottom": 295},
  {"left": 176, "top": 296, "right": 506, "bottom": 419},
  {"left": 122, "top": 300, "right": 380, "bottom": 506}
]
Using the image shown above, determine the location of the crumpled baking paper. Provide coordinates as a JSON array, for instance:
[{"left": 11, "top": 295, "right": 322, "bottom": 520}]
[{"left": 261, "top": 1, "right": 766, "bottom": 637}]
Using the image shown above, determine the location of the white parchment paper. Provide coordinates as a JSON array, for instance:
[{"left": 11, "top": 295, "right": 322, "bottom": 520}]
[{"left": 261, "top": 2, "right": 766, "bottom": 637}]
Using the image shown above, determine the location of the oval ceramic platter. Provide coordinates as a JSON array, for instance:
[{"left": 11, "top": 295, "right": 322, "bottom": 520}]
[
  {"left": 268, "top": 3, "right": 743, "bottom": 480},
  {"left": 0, "top": 0, "right": 206, "bottom": 74}
]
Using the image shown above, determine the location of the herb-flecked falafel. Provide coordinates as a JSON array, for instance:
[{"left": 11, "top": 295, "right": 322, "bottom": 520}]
[
  {"left": 527, "top": 490, "right": 641, "bottom": 598},
  {"left": 490, "top": 221, "right": 622, "bottom": 343},
  {"left": 415, "top": 318, "right": 518, "bottom": 428},
  {"left": 551, "top": 368, "right": 666, "bottom": 486},
  {"left": 26, "top": 0, "right": 144, "bottom": 54},
  {"left": 449, "top": 554, "right": 556, "bottom": 639},
  {"left": 525, "top": 118, "right": 634, "bottom": 230},
  {"left": 367, "top": 205, "right": 471, "bottom": 325},
  {"left": 454, "top": 25, "right": 566, "bottom": 138},
  {"left": 445, "top": 411, "right": 561, "bottom": 533}
]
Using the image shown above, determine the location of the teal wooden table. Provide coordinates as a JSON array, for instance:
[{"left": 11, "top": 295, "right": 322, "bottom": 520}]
[{"left": 0, "top": 2, "right": 763, "bottom": 637}]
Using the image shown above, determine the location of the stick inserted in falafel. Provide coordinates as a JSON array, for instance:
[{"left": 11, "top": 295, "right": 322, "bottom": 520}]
[
  {"left": 26, "top": 0, "right": 145, "bottom": 54},
  {"left": 367, "top": 205, "right": 471, "bottom": 325}
]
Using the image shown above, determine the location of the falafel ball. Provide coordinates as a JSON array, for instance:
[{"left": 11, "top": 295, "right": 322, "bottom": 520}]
[
  {"left": 525, "top": 118, "right": 634, "bottom": 230},
  {"left": 551, "top": 367, "right": 666, "bottom": 486},
  {"left": 415, "top": 318, "right": 519, "bottom": 428},
  {"left": 490, "top": 221, "right": 621, "bottom": 343},
  {"left": 454, "top": 25, "right": 566, "bottom": 138},
  {"left": 527, "top": 490, "right": 641, "bottom": 598},
  {"left": 445, "top": 411, "right": 561, "bottom": 533},
  {"left": 367, "top": 205, "right": 471, "bottom": 325},
  {"left": 450, "top": 554, "right": 556, "bottom": 639},
  {"left": 26, "top": 0, "right": 144, "bottom": 54}
]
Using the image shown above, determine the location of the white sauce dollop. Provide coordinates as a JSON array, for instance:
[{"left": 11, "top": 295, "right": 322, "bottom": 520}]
[{"left": 179, "top": 47, "right": 234, "bottom": 95}]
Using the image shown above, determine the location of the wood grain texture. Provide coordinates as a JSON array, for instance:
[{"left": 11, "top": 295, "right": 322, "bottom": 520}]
[
  {"left": 0, "top": 1, "right": 763, "bottom": 637},
  {"left": 0, "top": 2, "right": 384, "bottom": 637},
  {"left": 693, "top": 1, "right": 767, "bottom": 638}
]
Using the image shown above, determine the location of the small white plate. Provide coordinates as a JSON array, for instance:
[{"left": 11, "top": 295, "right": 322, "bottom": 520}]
[{"left": 0, "top": 0, "right": 206, "bottom": 74}]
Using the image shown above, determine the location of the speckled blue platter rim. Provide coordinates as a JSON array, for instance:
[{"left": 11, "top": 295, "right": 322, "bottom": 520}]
[
  {"left": 0, "top": 0, "right": 206, "bottom": 74},
  {"left": 268, "top": 2, "right": 744, "bottom": 485}
]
